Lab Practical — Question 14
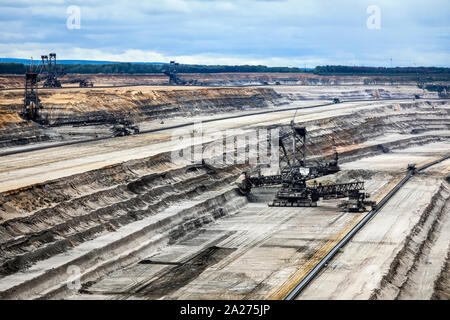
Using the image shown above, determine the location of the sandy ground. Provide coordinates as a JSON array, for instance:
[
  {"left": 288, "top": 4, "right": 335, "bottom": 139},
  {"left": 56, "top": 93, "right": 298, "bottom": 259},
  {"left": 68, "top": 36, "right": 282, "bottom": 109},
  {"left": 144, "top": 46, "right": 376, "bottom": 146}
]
[
  {"left": 298, "top": 143, "right": 450, "bottom": 300},
  {"left": 69, "top": 199, "right": 367, "bottom": 300},
  {"left": 67, "top": 146, "right": 450, "bottom": 300}
]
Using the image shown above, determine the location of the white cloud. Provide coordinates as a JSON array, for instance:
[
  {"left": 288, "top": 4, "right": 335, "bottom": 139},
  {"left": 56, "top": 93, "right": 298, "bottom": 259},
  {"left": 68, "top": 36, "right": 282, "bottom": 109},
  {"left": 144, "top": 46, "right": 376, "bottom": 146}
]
[
  {"left": 1, "top": 42, "right": 449, "bottom": 67},
  {"left": 0, "top": 0, "right": 448, "bottom": 67},
  {"left": 0, "top": 42, "right": 331, "bottom": 66}
]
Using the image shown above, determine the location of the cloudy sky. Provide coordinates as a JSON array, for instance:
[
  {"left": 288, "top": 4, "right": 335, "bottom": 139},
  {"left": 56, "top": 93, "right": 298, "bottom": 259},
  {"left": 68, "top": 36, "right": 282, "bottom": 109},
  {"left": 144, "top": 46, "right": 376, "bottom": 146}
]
[{"left": 0, "top": 0, "right": 449, "bottom": 67}]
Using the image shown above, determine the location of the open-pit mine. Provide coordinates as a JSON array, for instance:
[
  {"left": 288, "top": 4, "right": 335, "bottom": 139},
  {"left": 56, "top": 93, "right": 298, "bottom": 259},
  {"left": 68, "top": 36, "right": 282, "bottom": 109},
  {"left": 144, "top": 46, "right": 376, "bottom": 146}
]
[{"left": 0, "top": 75, "right": 448, "bottom": 300}]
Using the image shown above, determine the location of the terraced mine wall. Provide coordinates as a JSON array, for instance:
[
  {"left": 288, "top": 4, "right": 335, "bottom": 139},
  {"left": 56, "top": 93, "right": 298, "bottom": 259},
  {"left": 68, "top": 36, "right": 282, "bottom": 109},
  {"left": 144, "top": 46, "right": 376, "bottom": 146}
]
[
  {"left": 178, "top": 73, "right": 427, "bottom": 86},
  {"left": 0, "top": 100, "right": 448, "bottom": 299},
  {"left": 0, "top": 76, "right": 24, "bottom": 89},
  {"left": 0, "top": 154, "right": 250, "bottom": 299},
  {"left": 1, "top": 87, "right": 282, "bottom": 127},
  {"left": 0, "top": 73, "right": 438, "bottom": 89},
  {"left": 0, "top": 107, "right": 49, "bottom": 148},
  {"left": 274, "top": 101, "right": 450, "bottom": 162},
  {"left": 0, "top": 87, "right": 282, "bottom": 146},
  {"left": 278, "top": 86, "right": 438, "bottom": 101},
  {"left": 370, "top": 177, "right": 450, "bottom": 300}
]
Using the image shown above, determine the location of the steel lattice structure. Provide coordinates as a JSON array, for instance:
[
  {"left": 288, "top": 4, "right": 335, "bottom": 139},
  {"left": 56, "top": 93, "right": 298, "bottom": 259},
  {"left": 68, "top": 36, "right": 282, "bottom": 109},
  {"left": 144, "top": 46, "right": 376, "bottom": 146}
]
[
  {"left": 22, "top": 72, "right": 41, "bottom": 121},
  {"left": 241, "top": 121, "right": 373, "bottom": 211}
]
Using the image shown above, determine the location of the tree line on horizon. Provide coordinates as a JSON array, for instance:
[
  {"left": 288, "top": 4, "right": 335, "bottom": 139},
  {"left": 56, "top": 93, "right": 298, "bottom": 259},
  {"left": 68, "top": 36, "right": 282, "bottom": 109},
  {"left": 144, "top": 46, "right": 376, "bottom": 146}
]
[
  {"left": 0, "top": 62, "right": 448, "bottom": 76},
  {"left": 314, "top": 65, "right": 450, "bottom": 75},
  {"left": 0, "top": 62, "right": 305, "bottom": 74}
]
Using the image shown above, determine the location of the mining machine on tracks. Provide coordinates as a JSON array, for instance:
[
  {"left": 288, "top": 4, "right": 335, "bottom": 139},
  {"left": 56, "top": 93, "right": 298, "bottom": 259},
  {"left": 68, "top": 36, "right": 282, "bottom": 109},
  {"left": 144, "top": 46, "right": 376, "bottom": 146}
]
[{"left": 241, "top": 115, "right": 375, "bottom": 211}]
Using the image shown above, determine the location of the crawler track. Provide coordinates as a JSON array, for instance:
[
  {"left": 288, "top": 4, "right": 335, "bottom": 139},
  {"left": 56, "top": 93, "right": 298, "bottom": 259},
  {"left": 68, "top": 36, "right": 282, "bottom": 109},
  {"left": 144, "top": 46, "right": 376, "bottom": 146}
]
[{"left": 284, "top": 153, "right": 450, "bottom": 300}]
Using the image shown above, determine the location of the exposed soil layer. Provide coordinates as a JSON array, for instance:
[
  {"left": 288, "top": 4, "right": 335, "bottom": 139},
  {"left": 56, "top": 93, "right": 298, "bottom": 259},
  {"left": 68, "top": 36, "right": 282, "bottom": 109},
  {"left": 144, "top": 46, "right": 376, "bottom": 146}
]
[
  {"left": 432, "top": 249, "right": 450, "bottom": 300},
  {"left": 0, "top": 152, "right": 245, "bottom": 278},
  {"left": 1, "top": 87, "right": 281, "bottom": 125},
  {"left": 0, "top": 107, "right": 49, "bottom": 148},
  {"left": 275, "top": 85, "right": 438, "bottom": 100},
  {"left": 0, "top": 86, "right": 282, "bottom": 146},
  {"left": 0, "top": 82, "right": 442, "bottom": 149},
  {"left": 275, "top": 101, "right": 450, "bottom": 165}
]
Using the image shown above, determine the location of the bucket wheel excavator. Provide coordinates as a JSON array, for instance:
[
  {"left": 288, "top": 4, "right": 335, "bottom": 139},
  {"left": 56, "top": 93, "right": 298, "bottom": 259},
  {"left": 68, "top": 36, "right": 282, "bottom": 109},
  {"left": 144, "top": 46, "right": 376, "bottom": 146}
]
[
  {"left": 38, "top": 53, "right": 65, "bottom": 88},
  {"left": 240, "top": 114, "right": 375, "bottom": 212}
]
